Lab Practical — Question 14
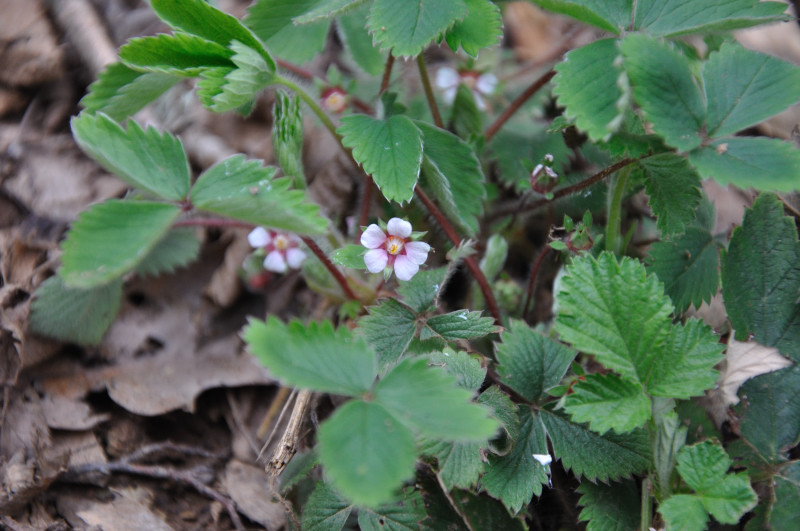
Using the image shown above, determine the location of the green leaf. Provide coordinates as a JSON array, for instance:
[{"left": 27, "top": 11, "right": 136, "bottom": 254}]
[
  {"left": 688, "top": 137, "right": 800, "bottom": 192},
  {"left": 302, "top": 482, "right": 352, "bottom": 531},
  {"left": 450, "top": 83, "right": 483, "bottom": 139},
  {"left": 272, "top": 91, "right": 305, "bottom": 187},
  {"left": 722, "top": 193, "right": 800, "bottom": 359},
  {"left": 367, "top": 0, "right": 468, "bottom": 58},
  {"left": 134, "top": 228, "right": 200, "bottom": 277},
  {"left": 374, "top": 358, "right": 499, "bottom": 441},
  {"left": 357, "top": 298, "right": 418, "bottom": 370},
  {"left": 71, "top": 113, "right": 190, "bottom": 201},
  {"left": 416, "top": 122, "right": 485, "bottom": 236},
  {"left": 80, "top": 63, "right": 180, "bottom": 121},
  {"left": 621, "top": 35, "right": 705, "bottom": 152},
  {"left": 337, "top": 4, "right": 385, "bottom": 75},
  {"left": 564, "top": 373, "right": 651, "bottom": 434},
  {"left": 427, "top": 349, "right": 486, "bottom": 391},
  {"left": 540, "top": 409, "right": 651, "bottom": 482},
  {"left": 495, "top": 320, "right": 577, "bottom": 403},
  {"left": 444, "top": 0, "right": 502, "bottom": 56},
  {"left": 478, "top": 386, "right": 521, "bottom": 444},
  {"left": 358, "top": 489, "right": 427, "bottom": 531},
  {"left": 339, "top": 115, "right": 423, "bottom": 204},
  {"left": 190, "top": 155, "right": 327, "bottom": 235},
  {"left": 530, "top": 0, "right": 631, "bottom": 33},
  {"left": 447, "top": 490, "right": 526, "bottom": 531},
  {"left": 331, "top": 244, "right": 367, "bottom": 269},
  {"left": 577, "top": 479, "right": 640, "bottom": 531},
  {"left": 771, "top": 461, "right": 800, "bottom": 528},
  {"left": 423, "top": 439, "right": 483, "bottom": 490},
  {"left": 639, "top": 153, "right": 702, "bottom": 236},
  {"left": 552, "top": 39, "right": 624, "bottom": 142},
  {"left": 245, "top": 0, "right": 331, "bottom": 64},
  {"left": 119, "top": 33, "right": 233, "bottom": 76},
  {"left": 648, "top": 227, "right": 720, "bottom": 313},
  {"left": 60, "top": 201, "right": 180, "bottom": 288},
  {"left": 396, "top": 267, "right": 447, "bottom": 313},
  {"left": 29, "top": 276, "right": 123, "bottom": 345},
  {"left": 318, "top": 399, "right": 417, "bottom": 507},
  {"left": 151, "top": 0, "right": 274, "bottom": 69},
  {"left": 423, "top": 310, "right": 499, "bottom": 341},
  {"left": 482, "top": 409, "right": 550, "bottom": 514},
  {"left": 653, "top": 406, "right": 688, "bottom": 498},
  {"left": 659, "top": 494, "right": 708, "bottom": 531},
  {"left": 633, "top": 0, "right": 790, "bottom": 37},
  {"left": 243, "top": 317, "right": 376, "bottom": 396},
  {"left": 677, "top": 440, "right": 733, "bottom": 492},
  {"left": 294, "top": 0, "right": 366, "bottom": 24},
  {"left": 203, "top": 40, "right": 275, "bottom": 113}
]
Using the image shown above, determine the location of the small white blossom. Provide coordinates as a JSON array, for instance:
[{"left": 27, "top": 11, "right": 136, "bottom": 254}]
[
  {"left": 360, "top": 218, "right": 431, "bottom": 281},
  {"left": 435, "top": 67, "right": 498, "bottom": 110},
  {"left": 248, "top": 227, "right": 306, "bottom": 273}
]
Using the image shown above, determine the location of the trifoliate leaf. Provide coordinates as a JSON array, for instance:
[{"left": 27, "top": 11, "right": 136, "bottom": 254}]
[
  {"left": 272, "top": 91, "right": 305, "bottom": 187},
  {"left": 337, "top": 4, "right": 385, "bottom": 76},
  {"left": 444, "top": 0, "right": 502, "bottom": 56},
  {"left": 658, "top": 494, "right": 708, "bottom": 531},
  {"left": 396, "top": 267, "right": 447, "bottom": 313},
  {"left": 71, "top": 113, "right": 191, "bottom": 201},
  {"left": 564, "top": 373, "right": 651, "bottom": 434},
  {"left": 60, "top": 201, "right": 181, "bottom": 288},
  {"left": 552, "top": 39, "right": 624, "bottom": 142},
  {"left": 318, "top": 399, "right": 417, "bottom": 507},
  {"left": 722, "top": 193, "right": 800, "bottom": 359},
  {"left": 367, "top": 0, "right": 468, "bottom": 58},
  {"left": 577, "top": 479, "right": 640, "bottom": 531},
  {"left": 29, "top": 276, "right": 123, "bottom": 345},
  {"left": 119, "top": 33, "right": 234, "bottom": 76},
  {"left": 243, "top": 317, "right": 376, "bottom": 396},
  {"left": 339, "top": 115, "right": 423, "bottom": 204},
  {"left": 358, "top": 489, "right": 427, "bottom": 531},
  {"left": 638, "top": 153, "right": 702, "bottom": 236},
  {"left": 331, "top": 244, "right": 368, "bottom": 269},
  {"left": 633, "top": 0, "right": 790, "bottom": 37},
  {"left": 374, "top": 358, "right": 499, "bottom": 441},
  {"left": 245, "top": 0, "right": 330, "bottom": 64},
  {"left": 540, "top": 409, "right": 651, "bottom": 482},
  {"left": 423, "top": 310, "right": 499, "bottom": 341},
  {"left": 80, "top": 63, "right": 180, "bottom": 121},
  {"left": 357, "top": 298, "right": 417, "bottom": 370},
  {"left": 190, "top": 155, "right": 327, "bottom": 235},
  {"left": 688, "top": 137, "right": 800, "bottom": 192},
  {"left": 621, "top": 35, "right": 704, "bottom": 152},
  {"left": 530, "top": 0, "right": 630, "bottom": 33},
  {"left": 302, "top": 482, "right": 352, "bottom": 531},
  {"left": 648, "top": 227, "right": 720, "bottom": 313},
  {"left": 481, "top": 409, "right": 550, "bottom": 514},
  {"left": 134, "top": 227, "right": 200, "bottom": 277},
  {"left": 495, "top": 320, "right": 577, "bottom": 404},
  {"left": 427, "top": 349, "right": 486, "bottom": 391}
]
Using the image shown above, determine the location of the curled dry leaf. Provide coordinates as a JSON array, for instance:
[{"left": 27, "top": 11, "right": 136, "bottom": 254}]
[{"left": 718, "top": 337, "right": 793, "bottom": 406}]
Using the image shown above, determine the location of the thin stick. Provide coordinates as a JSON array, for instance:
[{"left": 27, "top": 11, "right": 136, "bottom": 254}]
[
  {"left": 265, "top": 389, "right": 313, "bottom": 479},
  {"left": 300, "top": 236, "right": 359, "bottom": 301},
  {"left": 485, "top": 69, "right": 555, "bottom": 143},
  {"left": 417, "top": 55, "right": 444, "bottom": 129},
  {"left": 522, "top": 245, "right": 551, "bottom": 320},
  {"left": 257, "top": 386, "right": 292, "bottom": 439}
]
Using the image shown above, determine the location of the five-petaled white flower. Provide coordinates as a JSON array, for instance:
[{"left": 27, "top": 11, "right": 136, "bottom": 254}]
[
  {"left": 435, "top": 67, "right": 498, "bottom": 111},
  {"left": 361, "top": 218, "right": 431, "bottom": 281},
  {"left": 248, "top": 227, "right": 306, "bottom": 273}
]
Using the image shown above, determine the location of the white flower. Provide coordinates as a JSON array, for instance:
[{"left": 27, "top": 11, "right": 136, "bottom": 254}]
[
  {"left": 435, "top": 67, "right": 498, "bottom": 111},
  {"left": 248, "top": 227, "right": 306, "bottom": 273},
  {"left": 321, "top": 86, "right": 348, "bottom": 113},
  {"left": 360, "top": 218, "right": 431, "bottom": 281}
]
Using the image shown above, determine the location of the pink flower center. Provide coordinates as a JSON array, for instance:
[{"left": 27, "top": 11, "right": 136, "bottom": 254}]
[{"left": 385, "top": 235, "right": 405, "bottom": 255}]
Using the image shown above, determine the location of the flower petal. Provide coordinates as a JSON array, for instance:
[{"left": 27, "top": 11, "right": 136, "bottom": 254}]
[
  {"left": 443, "top": 87, "right": 457, "bottom": 105},
  {"left": 387, "top": 218, "right": 412, "bottom": 238},
  {"left": 404, "top": 241, "right": 430, "bottom": 265},
  {"left": 263, "top": 251, "right": 288, "bottom": 273},
  {"left": 364, "top": 249, "right": 388, "bottom": 273},
  {"left": 360, "top": 224, "right": 387, "bottom": 249},
  {"left": 476, "top": 73, "right": 498, "bottom": 95},
  {"left": 435, "top": 67, "right": 459, "bottom": 90},
  {"left": 474, "top": 92, "right": 487, "bottom": 111},
  {"left": 285, "top": 248, "right": 306, "bottom": 269},
  {"left": 248, "top": 227, "right": 271, "bottom": 248},
  {"left": 394, "top": 255, "right": 419, "bottom": 281}
]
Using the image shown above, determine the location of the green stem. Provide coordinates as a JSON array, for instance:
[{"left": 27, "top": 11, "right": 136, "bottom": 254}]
[
  {"left": 275, "top": 76, "right": 341, "bottom": 142},
  {"left": 605, "top": 165, "right": 631, "bottom": 254},
  {"left": 417, "top": 54, "right": 444, "bottom": 129},
  {"left": 641, "top": 476, "right": 653, "bottom": 531}
]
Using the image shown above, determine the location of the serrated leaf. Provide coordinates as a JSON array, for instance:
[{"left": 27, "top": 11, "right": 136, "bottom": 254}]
[
  {"left": 718, "top": 339, "right": 792, "bottom": 406},
  {"left": 423, "top": 310, "right": 499, "bottom": 341},
  {"left": 272, "top": 91, "right": 305, "bottom": 187},
  {"left": 482, "top": 409, "right": 550, "bottom": 514},
  {"left": 374, "top": 358, "right": 499, "bottom": 441},
  {"left": 540, "top": 409, "right": 651, "bottom": 482},
  {"left": 422, "top": 439, "right": 483, "bottom": 490},
  {"left": 80, "top": 63, "right": 180, "bottom": 121},
  {"left": 190, "top": 155, "right": 327, "bottom": 234},
  {"left": 648, "top": 227, "right": 720, "bottom": 313},
  {"left": 71, "top": 113, "right": 190, "bottom": 201},
  {"left": 653, "top": 406, "right": 688, "bottom": 497},
  {"left": 134, "top": 227, "right": 200, "bottom": 276},
  {"left": 530, "top": 0, "right": 631, "bottom": 33},
  {"left": 564, "top": 373, "right": 651, "bottom": 434},
  {"left": 478, "top": 386, "right": 521, "bottom": 444},
  {"left": 60, "top": 201, "right": 181, "bottom": 288},
  {"left": 444, "top": 0, "right": 502, "bottom": 56},
  {"left": 331, "top": 244, "right": 367, "bottom": 269},
  {"left": 495, "top": 320, "right": 577, "bottom": 403},
  {"left": 295, "top": 0, "right": 366, "bottom": 24},
  {"left": 337, "top": 4, "right": 385, "bottom": 75},
  {"left": 196, "top": 66, "right": 235, "bottom": 109},
  {"left": 243, "top": 317, "right": 376, "bottom": 395},
  {"left": 119, "top": 33, "right": 233, "bottom": 76},
  {"left": 318, "top": 399, "right": 417, "bottom": 507},
  {"left": 688, "top": 137, "right": 800, "bottom": 192},
  {"left": 302, "top": 482, "right": 352, "bottom": 531},
  {"left": 367, "top": 0, "right": 468, "bottom": 58},
  {"left": 427, "top": 349, "right": 486, "bottom": 391},
  {"left": 357, "top": 298, "right": 417, "bottom": 370},
  {"left": 722, "top": 193, "right": 800, "bottom": 359},
  {"left": 245, "top": 0, "right": 330, "bottom": 64},
  {"left": 577, "top": 479, "right": 640, "bottom": 531},
  {"left": 677, "top": 440, "right": 732, "bottom": 492},
  {"left": 339, "top": 115, "right": 423, "bottom": 204},
  {"left": 358, "top": 489, "right": 427, "bottom": 531},
  {"left": 552, "top": 39, "right": 624, "bottom": 142},
  {"left": 639, "top": 153, "right": 702, "bottom": 236},
  {"left": 396, "top": 267, "right": 447, "bottom": 313},
  {"left": 633, "top": 0, "right": 789, "bottom": 37},
  {"left": 703, "top": 41, "right": 800, "bottom": 138},
  {"left": 29, "top": 276, "right": 123, "bottom": 345},
  {"left": 771, "top": 461, "right": 800, "bottom": 528},
  {"left": 659, "top": 494, "right": 709, "bottom": 531},
  {"left": 416, "top": 122, "right": 485, "bottom": 236},
  {"left": 202, "top": 41, "right": 275, "bottom": 113},
  {"left": 621, "top": 35, "right": 704, "bottom": 152}
]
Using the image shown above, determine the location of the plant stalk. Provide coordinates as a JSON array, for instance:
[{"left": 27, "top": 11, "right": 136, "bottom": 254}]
[
  {"left": 485, "top": 69, "right": 555, "bottom": 143},
  {"left": 605, "top": 165, "right": 632, "bottom": 254},
  {"left": 417, "top": 54, "right": 445, "bottom": 128},
  {"left": 300, "top": 236, "right": 359, "bottom": 301},
  {"left": 641, "top": 476, "right": 653, "bottom": 531}
]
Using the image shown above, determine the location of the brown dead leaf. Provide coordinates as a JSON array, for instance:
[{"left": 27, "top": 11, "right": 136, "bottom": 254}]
[
  {"left": 40, "top": 394, "right": 110, "bottom": 431},
  {"left": 58, "top": 487, "right": 174, "bottom": 531},
  {"left": 718, "top": 338, "right": 793, "bottom": 406},
  {"left": 222, "top": 460, "right": 285, "bottom": 530},
  {"left": 204, "top": 230, "right": 250, "bottom": 308}
]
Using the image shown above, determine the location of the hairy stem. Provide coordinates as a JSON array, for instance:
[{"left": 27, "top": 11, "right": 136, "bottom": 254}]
[
  {"left": 275, "top": 76, "right": 341, "bottom": 142},
  {"left": 300, "top": 236, "right": 359, "bottom": 301},
  {"left": 485, "top": 69, "right": 555, "bottom": 143},
  {"left": 605, "top": 165, "right": 632, "bottom": 254},
  {"left": 522, "top": 245, "right": 551, "bottom": 320},
  {"left": 380, "top": 52, "right": 395, "bottom": 95},
  {"left": 417, "top": 54, "right": 444, "bottom": 129}
]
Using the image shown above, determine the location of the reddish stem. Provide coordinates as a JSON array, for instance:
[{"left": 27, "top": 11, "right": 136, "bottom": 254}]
[
  {"left": 522, "top": 245, "right": 551, "bottom": 321},
  {"left": 300, "top": 236, "right": 359, "bottom": 301},
  {"left": 380, "top": 53, "right": 395, "bottom": 95},
  {"left": 485, "top": 69, "right": 555, "bottom": 143},
  {"left": 417, "top": 55, "right": 444, "bottom": 129}
]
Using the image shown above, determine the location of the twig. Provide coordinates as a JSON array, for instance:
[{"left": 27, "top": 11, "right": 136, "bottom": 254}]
[
  {"left": 257, "top": 386, "right": 292, "bottom": 439},
  {"left": 522, "top": 246, "right": 552, "bottom": 321},
  {"left": 264, "top": 390, "right": 313, "bottom": 480},
  {"left": 417, "top": 55, "right": 444, "bottom": 129},
  {"left": 485, "top": 69, "right": 555, "bottom": 143},
  {"left": 117, "top": 441, "right": 225, "bottom": 464},
  {"left": 778, "top": 193, "right": 800, "bottom": 219},
  {"left": 300, "top": 236, "right": 359, "bottom": 301},
  {"left": 259, "top": 388, "right": 297, "bottom": 460}
]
